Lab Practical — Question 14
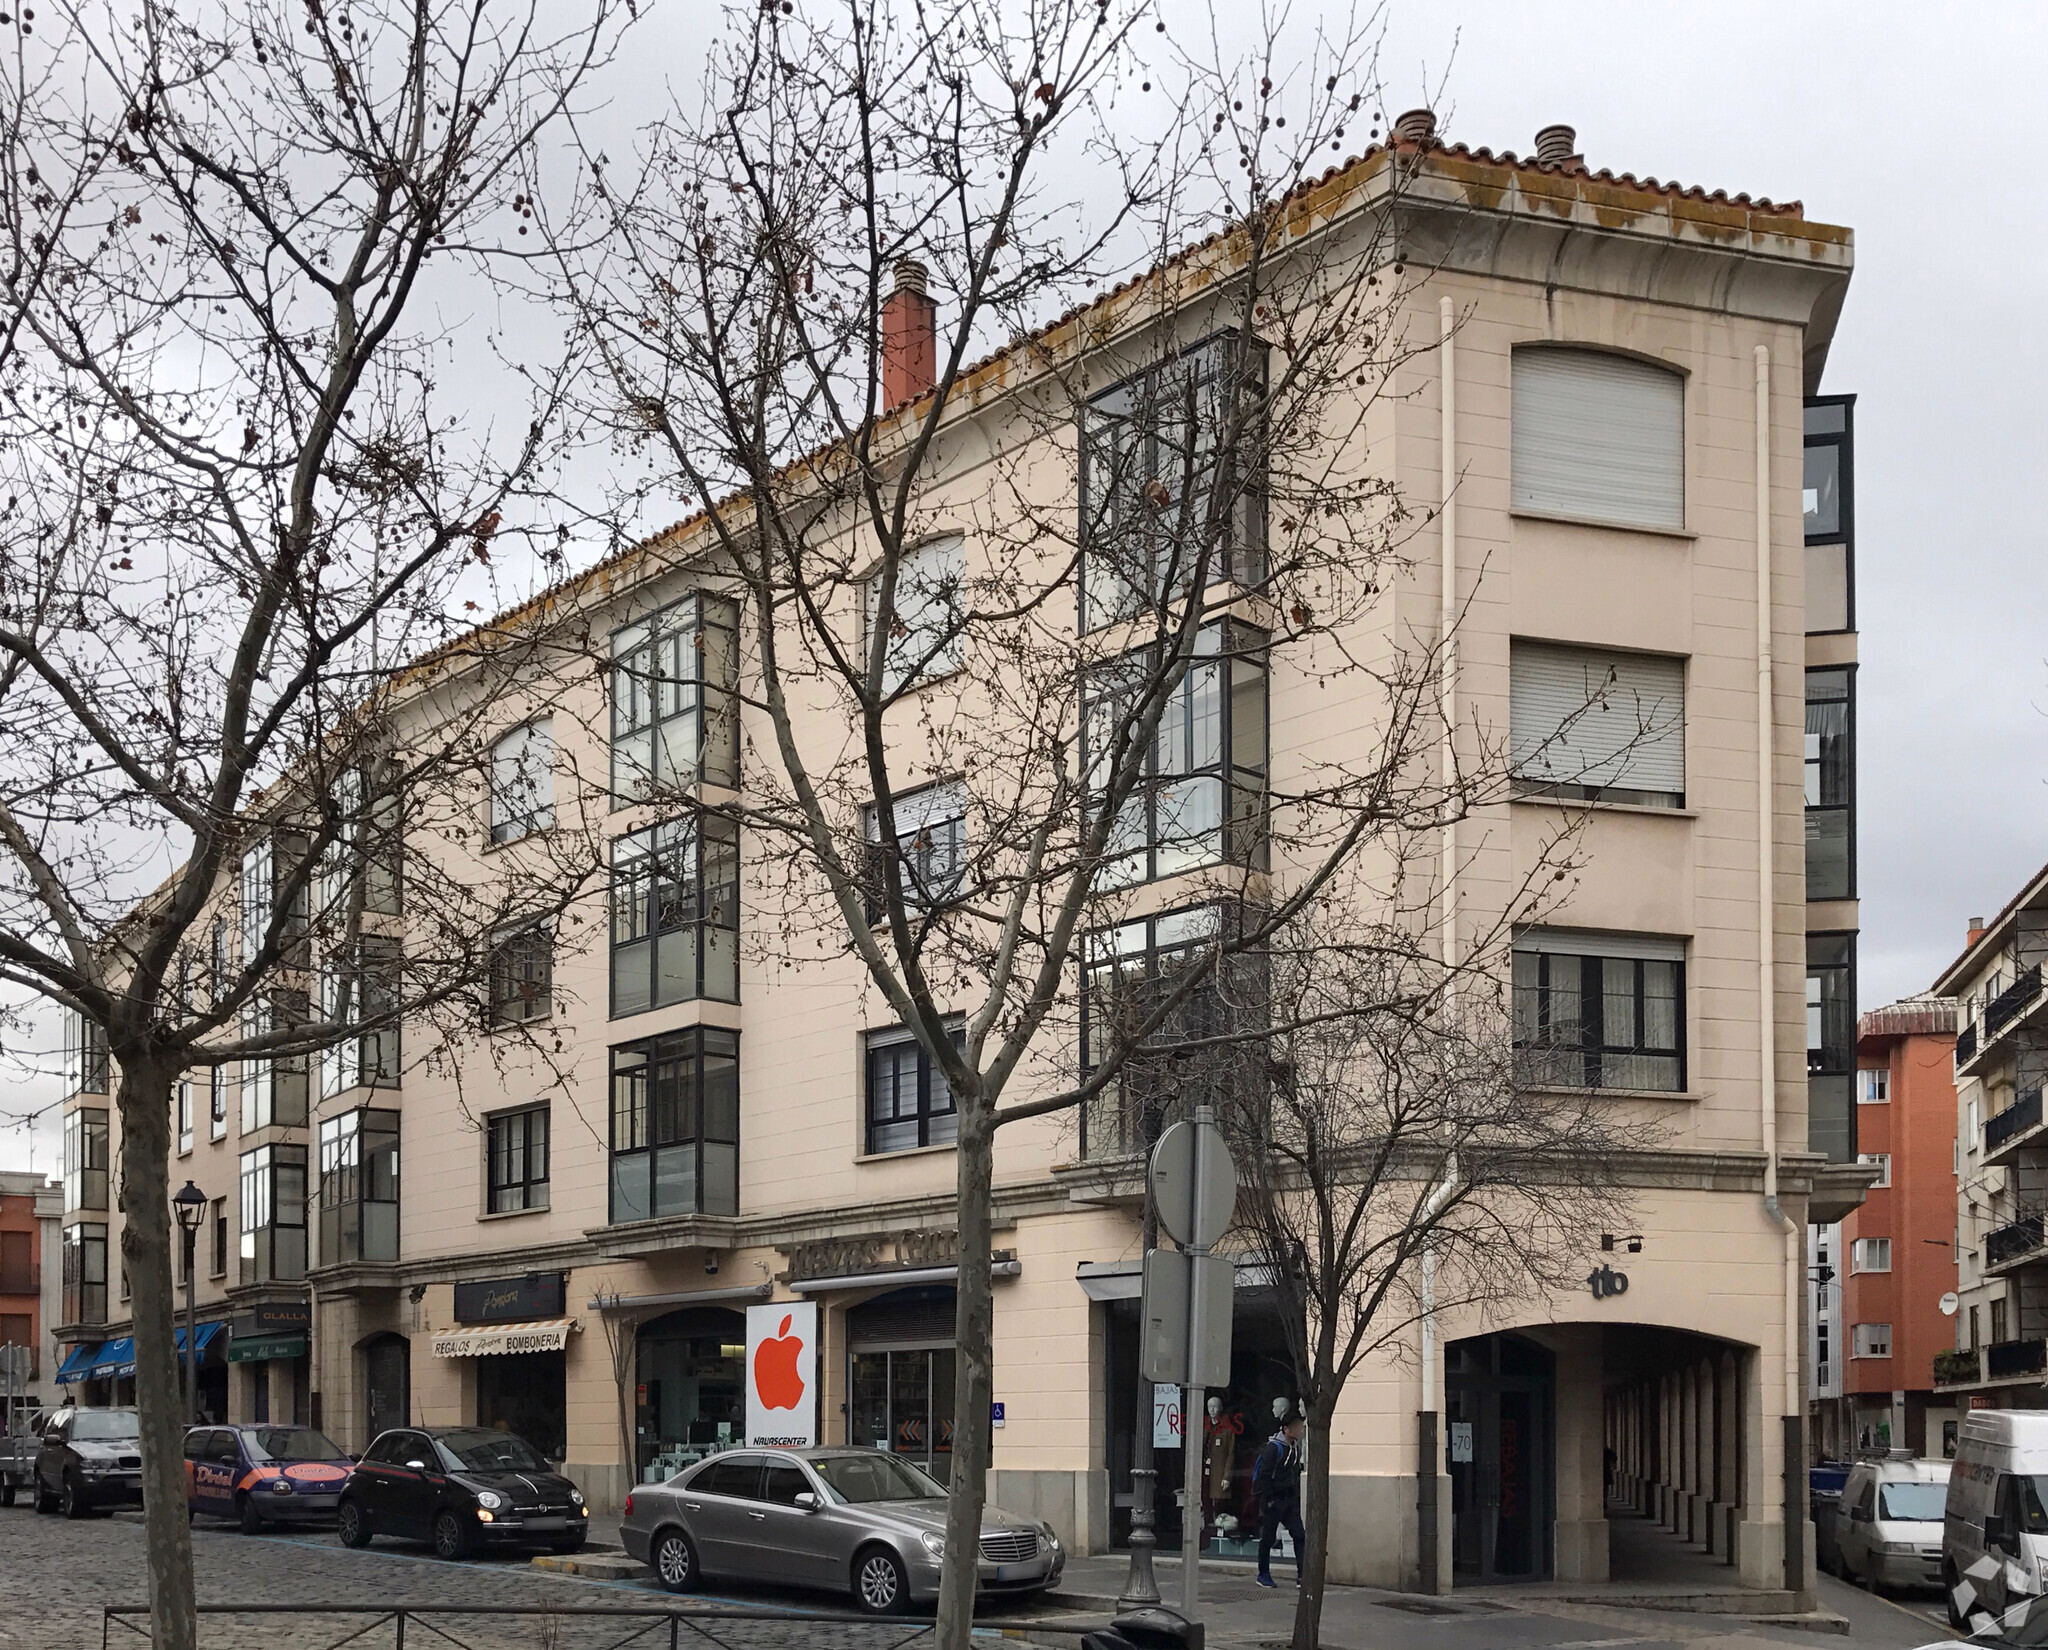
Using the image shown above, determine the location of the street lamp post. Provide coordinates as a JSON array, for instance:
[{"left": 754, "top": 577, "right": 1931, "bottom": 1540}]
[{"left": 173, "top": 1180, "right": 207, "bottom": 1427}]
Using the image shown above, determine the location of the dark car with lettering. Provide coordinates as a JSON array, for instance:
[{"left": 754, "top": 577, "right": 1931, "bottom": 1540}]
[
  {"left": 336, "top": 1425, "right": 588, "bottom": 1559},
  {"left": 185, "top": 1423, "right": 356, "bottom": 1532}
]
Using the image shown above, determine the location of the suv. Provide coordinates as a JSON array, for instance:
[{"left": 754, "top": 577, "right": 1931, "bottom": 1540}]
[{"left": 35, "top": 1407, "right": 143, "bottom": 1517}]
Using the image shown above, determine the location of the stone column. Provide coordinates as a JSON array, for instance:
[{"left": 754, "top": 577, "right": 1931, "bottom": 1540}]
[{"left": 1552, "top": 1329, "right": 1610, "bottom": 1580}]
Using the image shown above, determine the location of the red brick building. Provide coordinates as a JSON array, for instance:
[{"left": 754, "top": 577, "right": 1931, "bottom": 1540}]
[
  {"left": 1835, "top": 999, "right": 1960, "bottom": 1456},
  {"left": 0, "top": 1169, "right": 54, "bottom": 1389}
]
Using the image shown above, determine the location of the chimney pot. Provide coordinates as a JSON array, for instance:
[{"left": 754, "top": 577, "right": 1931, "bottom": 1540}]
[
  {"left": 1534, "top": 123, "right": 1578, "bottom": 166},
  {"left": 882, "top": 259, "right": 938, "bottom": 409},
  {"left": 1393, "top": 108, "right": 1437, "bottom": 146}
]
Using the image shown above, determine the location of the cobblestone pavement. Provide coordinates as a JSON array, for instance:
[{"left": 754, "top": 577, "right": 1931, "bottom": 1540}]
[{"left": 0, "top": 1504, "right": 1086, "bottom": 1650}]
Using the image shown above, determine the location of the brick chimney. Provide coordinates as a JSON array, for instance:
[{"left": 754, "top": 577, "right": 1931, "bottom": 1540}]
[
  {"left": 1968, "top": 917, "right": 1988, "bottom": 948},
  {"left": 882, "top": 258, "right": 937, "bottom": 410}
]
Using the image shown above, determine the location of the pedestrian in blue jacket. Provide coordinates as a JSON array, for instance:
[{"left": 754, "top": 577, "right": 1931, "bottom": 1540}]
[{"left": 1252, "top": 1416, "right": 1307, "bottom": 1586}]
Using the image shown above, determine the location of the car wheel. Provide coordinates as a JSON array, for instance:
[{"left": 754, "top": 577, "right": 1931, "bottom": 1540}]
[
  {"left": 337, "top": 1498, "right": 372, "bottom": 1549},
  {"left": 1946, "top": 1562, "right": 1969, "bottom": 1632},
  {"left": 2, "top": 1481, "right": 14, "bottom": 1507},
  {"left": 652, "top": 1529, "right": 699, "bottom": 1594},
  {"left": 432, "top": 1509, "right": 472, "bottom": 1561},
  {"left": 34, "top": 1474, "right": 57, "bottom": 1514},
  {"left": 238, "top": 1494, "right": 264, "bottom": 1536},
  {"left": 854, "top": 1546, "right": 909, "bottom": 1616},
  {"left": 61, "top": 1474, "right": 85, "bottom": 1520}
]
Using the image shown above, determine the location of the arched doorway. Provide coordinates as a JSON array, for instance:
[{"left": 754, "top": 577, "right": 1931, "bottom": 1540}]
[
  {"left": 1447, "top": 1331, "right": 1556, "bottom": 1583},
  {"left": 634, "top": 1306, "right": 746, "bottom": 1482},
  {"left": 359, "top": 1333, "right": 409, "bottom": 1445}
]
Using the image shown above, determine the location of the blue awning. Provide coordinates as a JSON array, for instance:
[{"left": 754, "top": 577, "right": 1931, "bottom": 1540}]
[
  {"left": 55, "top": 1343, "right": 103, "bottom": 1385},
  {"left": 173, "top": 1322, "right": 226, "bottom": 1358},
  {"left": 96, "top": 1337, "right": 136, "bottom": 1379}
]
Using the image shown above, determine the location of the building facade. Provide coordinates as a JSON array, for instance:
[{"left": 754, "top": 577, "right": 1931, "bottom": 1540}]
[
  {"left": 59, "top": 120, "right": 1865, "bottom": 1596},
  {"left": 0, "top": 1169, "right": 60, "bottom": 1406}
]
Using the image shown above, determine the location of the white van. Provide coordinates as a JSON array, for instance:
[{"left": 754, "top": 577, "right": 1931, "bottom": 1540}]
[
  {"left": 1944, "top": 1411, "right": 2048, "bottom": 1630},
  {"left": 1840, "top": 1455, "right": 1950, "bottom": 1592}
]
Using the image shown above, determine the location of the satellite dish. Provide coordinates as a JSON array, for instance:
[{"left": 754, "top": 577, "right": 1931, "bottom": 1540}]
[{"left": 1940, "top": 1291, "right": 1960, "bottom": 1317}]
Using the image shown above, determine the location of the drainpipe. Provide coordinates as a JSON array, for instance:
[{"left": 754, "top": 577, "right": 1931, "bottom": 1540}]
[
  {"left": 1752, "top": 343, "right": 1805, "bottom": 1595},
  {"left": 1415, "top": 296, "right": 1458, "bottom": 1597}
]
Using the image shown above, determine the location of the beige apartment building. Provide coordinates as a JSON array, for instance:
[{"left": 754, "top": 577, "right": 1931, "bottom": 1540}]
[{"left": 54, "top": 117, "right": 1868, "bottom": 1597}]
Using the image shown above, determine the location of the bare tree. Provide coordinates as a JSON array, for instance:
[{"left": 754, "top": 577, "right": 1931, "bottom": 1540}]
[
  {"left": 1204, "top": 902, "right": 1646, "bottom": 1649},
  {"left": 0, "top": 5, "right": 621, "bottom": 1646},
  {"left": 537, "top": 4, "right": 1624, "bottom": 1645}
]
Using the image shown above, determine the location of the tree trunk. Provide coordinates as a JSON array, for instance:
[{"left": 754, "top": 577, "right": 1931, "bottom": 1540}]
[
  {"left": 1289, "top": 1397, "right": 1335, "bottom": 1650},
  {"left": 937, "top": 1101, "right": 996, "bottom": 1650},
  {"left": 118, "top": 1059, "right": 197, "bottom": 1650}
]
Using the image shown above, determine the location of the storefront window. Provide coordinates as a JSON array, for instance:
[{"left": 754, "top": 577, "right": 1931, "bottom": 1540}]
[
  {"left": 848, "top": 1286, "right": 960, "bottom": 1485},
  {"left": 477, "top": 1352, "right": 565, "bottom": 1461},
  {"left": 634, "top": 1306, "right": 746, "bottom": 1482}
]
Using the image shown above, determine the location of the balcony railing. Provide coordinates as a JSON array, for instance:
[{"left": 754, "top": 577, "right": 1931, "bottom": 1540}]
[
  {"left": 1958, "top": 1021, "right": 1980, "bottom": 1067},
  {"left": 1934, "top": 1347, "right": 1982, "bottom": 1386},
  {"left": 1988, "top": 1337, "right": 2048, "bottom": 1381},
  {"left": 1987, "top": 1215, "right": 2048, "bottom": 1269},
  {"left": 1989, "top": 964, "right": 2046, "bottom": 1039},
  {"left": 1988, "top": 1087, "right": 2046, "bottom": 1156}
]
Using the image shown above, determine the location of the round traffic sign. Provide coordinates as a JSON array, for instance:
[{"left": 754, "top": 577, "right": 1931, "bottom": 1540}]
[{"left": 1149, "top": 1117, "right": 1237, "bottom": 1250}]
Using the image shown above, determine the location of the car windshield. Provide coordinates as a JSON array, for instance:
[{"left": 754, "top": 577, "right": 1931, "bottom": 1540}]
[
  {"left": 433, "top": 1430, "right": 551, "bottom": 1473},
  {"left": 1969, "top": 1593, "right": 2048, "bottom": 1647},
  {"left": 70, "top": 1410, "right": 138, "bottom": 1441},
  {"left": 807, "top": 1453, "right": 944, "bottom": 1503},
  {"left": 248, "top": 1428, "right": 344, "bottom": 1463},
  {"left": 1878, "top": 1481, "right": 1947, "bottom": 1521}
]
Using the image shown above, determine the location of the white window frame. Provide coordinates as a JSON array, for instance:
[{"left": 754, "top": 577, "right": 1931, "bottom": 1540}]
[
  {"left": 864, "top": 782, "right": 969, "bottom": 915},
  {"left": 1511, "top": 345, "right": 1686, "bottom": 530},
  {"left": 865, "top": 535, "right": 965, "bottom": 694},
  {"left": 1852, "top": 1323, "right": 1892, "bottom": 1359},
  {"left": 1859, "top": 1152, "right": 1891, "bottom": 1188},
  {"left": 1852, "top": 1237, "right": 1892, "bottom": 1273},
  {"left": 1859, "top": 1067, "right": 1889, "bottom": 1104},
  {"left": 490, "top": 719, "right": 556, "bottom": 844}
]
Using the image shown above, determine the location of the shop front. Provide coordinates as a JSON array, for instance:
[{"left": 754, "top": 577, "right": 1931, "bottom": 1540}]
[
  {"left": 230, "top": 1300, "right": 312, "bottom": 1425},
  {"left": 1089, "top": 1260, "right": 1301, "bottom": 1555},
  {"left": 847, "top": 1286, "right": 958, "bottom": 1484},
  {"left": 432, "top": 1271, "right": 575, "bottom": 1462},
  {"left": 633, "top": 1306, "right": 745, "bottom": 1482}
]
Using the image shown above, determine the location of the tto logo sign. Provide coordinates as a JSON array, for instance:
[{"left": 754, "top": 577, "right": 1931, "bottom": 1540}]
[{"left": 745, "top": 1302, "right": 818, "bottom": 1447}]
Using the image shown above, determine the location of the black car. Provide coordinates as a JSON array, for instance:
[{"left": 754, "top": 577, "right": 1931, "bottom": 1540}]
[
  {"left": 337, "top": 1425, "right": 588, "bottom": 1559},
  {"left": 34, "top": 1407, "right": 143, "bottom": 1517}
]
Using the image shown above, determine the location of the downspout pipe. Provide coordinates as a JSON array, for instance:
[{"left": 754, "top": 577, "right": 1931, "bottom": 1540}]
[{"left": 1753, "top": 343, "right": 1806, "bottom": 1596}]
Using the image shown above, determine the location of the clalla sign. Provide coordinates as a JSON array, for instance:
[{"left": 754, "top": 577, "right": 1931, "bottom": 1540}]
[{"left": 745, "top": 1302, "right": 818, "bottom": 1448}]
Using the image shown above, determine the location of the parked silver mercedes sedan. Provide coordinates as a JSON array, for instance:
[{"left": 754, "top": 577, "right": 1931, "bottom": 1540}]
[{"left": 618, "top": 1447, "right": 1064, "bottom": 1614}]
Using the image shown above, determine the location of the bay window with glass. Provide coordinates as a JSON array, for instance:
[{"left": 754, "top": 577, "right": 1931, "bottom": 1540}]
[
  {"left": 318, "top": 938, "right": 402, "bottom": 1098},
  {"left": 1806, "top": 668, "right": 1855, "bottom": 901},
  {"left": 318, "top": 1109, "right": 398, "bottom": 1265},
  {"left": 611, "top": 593, "right": 740, "bottom": 801},
  {"left": 1808, "top": 933, "right": 1857, "bottom": 1163},
  {"left": 610, "top": 817, "right": 739, "bottom": 1015},
  {"left": 241, "top": 993, "right": 310, "bottom": 1131},
  {"left": 63, "top": 1108, "right": 108, "bottom": 1213},
  {"left": 61, "top": 1222, "right": 107, "bottom": 1326},
  {"left": 63, "top": 1009, "right": 108, "bottom": 1096},
  {"left": 239, "top": 1143, "right": 308, "bottom": 1284},
  {"left": 1804, "top": 396, "right": 1855, "bottom": 634},
  {"left": 1083, "top": 620, "right": 1267, "bottom": 889},
  {"left": 608, "top": 1029, "right": 739, "bottom": 1224},
  {"left": 1512, "top": 931, "right": 1685, "bottom": 1093}
]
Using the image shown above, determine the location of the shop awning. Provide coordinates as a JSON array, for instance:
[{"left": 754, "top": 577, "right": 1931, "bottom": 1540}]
[
  {"left": 429, "top": 1319, "right": 580, "bottom": 1358},
  {"left": 96, "top": 1338, "right": 137, "bottom": 1379},
  {"left": 55, "top": 1343, "right": 103, "bottom": 1384},
  {"left": 174, "top": 1322, "right": 227, "bottom": 1358},
  {"left": 1075, "top": 1257, "right": 1276, "bottom": 1302},
  {"left": 228, "top": 1333, "right": 306, "bottom": 1364}
]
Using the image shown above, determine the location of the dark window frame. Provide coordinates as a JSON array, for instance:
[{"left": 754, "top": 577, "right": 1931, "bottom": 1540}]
[
  {"left": 1805, "top": 665, "right": 1856, "bottom": 901},
  {"left": 61, "top": 1221, "right": 107, "bottom": 1326},
  {"left": 1803, "top": 394, "right": 1856, "bottom": 635},
  {"left": 63, "top": 1011, "right": 108, "bottom": 1096},
  {"left": 485, "top": 1103, "right": 551, "bottom": 1214},
  {"left": 609, "top": 592, "right": 741, "bottom": 803},
  {"left": 863, "top": 782, "right": 968, "bottom": 921},
  {"left": 607, "top": 1027, "right": 740, "bottom": 1224},
  {"left": 610, "top": 816, "right": 741, "bottom": 1017},
  {"left": 490, "top": 719, "right": 556, "bottom": 845},
  {"left": 63, "top": 1107, "right": 108, "bottom": 1214},
  {"left": 239, "top": 1142, "right": 308, "bottom": 1286},
  {"left": 318, "top": 1107, "right": 399, "bottom": 1264},
  {"left": 1512, "top": 945, "right": 1687, "bottom": 1093},
  {"left": 489, "top": 925, "right": 555, "bottom": 1027},
  {"left": 863, "top": 1021, "right": 965, "bottom": 1155}
]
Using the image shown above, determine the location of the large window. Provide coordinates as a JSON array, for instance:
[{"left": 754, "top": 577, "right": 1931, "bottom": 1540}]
[
  {"left": 1083, "top": 620, "right": 1267, "bottom": 889},
  {"left": 864, "top": 783, "right": 967, "bottom": 918},
  {"left": 1805, "top": 668, "right": 1854, "bottom": 900},
  {"left": 608, "top": 1029, "right": 739, "bottom": 1223},
  {"left": 177, "top": 1079, "right": 193, "bottom": 1155},
  {"left": 1511, "top": 347, "right": 1685, "bottom": 530},
  {"left": 864, "top": 1023, "right": 964, "bottom": 1154},
  {"left": 210, "top": 1067, "right": 228, "bottom": 1140},
  {"left": 63, "top": 1108, "right": 108, "bottom": 1213},
  {"left": 1851, "top": 1323, "right": 1891, "bottom": 1359},
  {"left": 1852, "top": 1237, "right": 1892, "bottom": 1273},
  {"left": 1080, "top": 905, "right": 1255, "bottom": 1159},
  {"left": 1804, "top": 396, "right": 1855, "bottom": 634},
  {"left": 1808, "top": 932, "right": 1856, "bottom": 1163},
  {"left": 486, "top": 1105, "right": 550, "bottom": 1214},
  {"left": 611, "top": 592, "right": 740, "bottom": 801},
  {"left": 491, "top": 720, "right": 555, "bottom": 844},
  {"left": 610, "top": 817, "right": 740, "bottom": 1015},
  {"left": 489, "top": 925, "right": 554, "bottom": 1026},
  {"left": 210, "top": 1198, "right": 227, "bottom": 1278},
  {"left": 1510, "top": 642, "right": 1685, "bottom": 808},
  {"left": 314, "top": 766, "right": 401, "bottom": 920},
  {"left": 61, "top": 1222, "right": 106, "bottom": 1326},
  {"left": 63, "top": 1010, "right": 108, "bottom": 1096},
  {"left": 319, "top": 938, "right": 401, "bottom": 1098},
  {"left": 1079, "top": 333, "right": 1267, "bottom": 632},
  {"left": 866, "top": 537, "right": 965, "bottom": 694},
  {"left": 240, "top": 993, "right": 310, "bottom": 1130},
  {"left": 1512, "top": 931, "right": 1685, "bottom": 1093},
  {"left": 240, "top": 834, "right": 310, "bottom": 967},
  {"left": 318, "top": 1109, "right": 399, "bottom": 1265},
  {"left": 239, "top": 1143, "right": 308, "bottom": 1285}
]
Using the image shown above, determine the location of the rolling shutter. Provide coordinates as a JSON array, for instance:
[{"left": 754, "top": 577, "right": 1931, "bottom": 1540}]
[
  {"left": 1511, "top": 642, "right": 1685, "bottom": 799},
  {"left": 1512, "top": 348, "right": 1685, "bottom": 528}
]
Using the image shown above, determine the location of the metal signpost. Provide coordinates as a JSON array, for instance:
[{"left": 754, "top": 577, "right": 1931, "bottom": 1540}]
[{"left": 1139, "top": 1105, "right": 1237, "bottom": 1624}]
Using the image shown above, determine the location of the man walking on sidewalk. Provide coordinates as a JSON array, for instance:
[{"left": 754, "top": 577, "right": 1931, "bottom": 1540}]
[{"left": 1253, "top": 1415, "right": 1306, "bottom": 1587}]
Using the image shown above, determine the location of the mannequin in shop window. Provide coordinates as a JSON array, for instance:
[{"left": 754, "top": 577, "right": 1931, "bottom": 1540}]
[{"left": 1204, "top": 1395, "right": 1237, "bottom": 1539}]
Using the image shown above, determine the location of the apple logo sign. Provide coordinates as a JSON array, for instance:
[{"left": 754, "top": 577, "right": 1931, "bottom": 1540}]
[{"left": 754, "top": 1314, "right": 806, "bottom": 1410}]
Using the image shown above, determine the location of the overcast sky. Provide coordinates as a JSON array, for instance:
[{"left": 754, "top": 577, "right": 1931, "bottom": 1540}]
[{"left": 3, "top": 2, "right": 2038, "bottom": 1174}]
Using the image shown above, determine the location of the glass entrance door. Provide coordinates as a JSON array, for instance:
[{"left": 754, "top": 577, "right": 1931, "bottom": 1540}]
[
  {"left": 850, "top": 1347, "right": 956, "bottom": 1484},
  {"left": 1446, "top": 1332, "right": 1554, "bottom": 1584}
]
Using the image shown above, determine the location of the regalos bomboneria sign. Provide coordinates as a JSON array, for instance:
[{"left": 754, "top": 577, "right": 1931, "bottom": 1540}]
[{"left": 744, "top": 1302, "right": 818, "bottom": 1448}]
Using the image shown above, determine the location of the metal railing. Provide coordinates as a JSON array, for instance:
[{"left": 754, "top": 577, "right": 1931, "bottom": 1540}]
[
  {"left": 1987, "top": 1087, "right": 2045, "bottom": 1155},
  {"left": 1958, "top": 1021, "right": 1980, "bottom": 1067},
  {"left": 104, "top": 1604, "right": 1100, "bottom": 1650},
  {"left": 1987, "top": 1338, "right": 2048, "bottom": 1381},
  {"left": 1988, "top": 964, "right": 2046, "bottom": 1039},
  {"left": 1987, "top": 1215, "right": 2048, "bottom": 1268}
]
